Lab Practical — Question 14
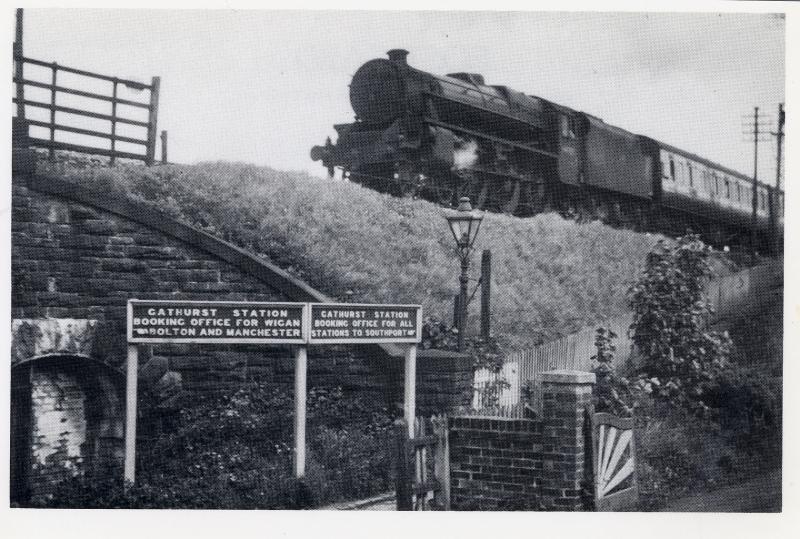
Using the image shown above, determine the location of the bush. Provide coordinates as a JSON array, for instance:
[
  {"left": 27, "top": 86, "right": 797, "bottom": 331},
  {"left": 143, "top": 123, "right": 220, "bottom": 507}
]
[
  {"left": 706, "top": 364, "right": 781, "bottom": 439},
  {"left": 25, "top": 383, "right": 397, "bottom": 509},
  {"left": 628, "top": 234, "right": 732, "bottom": 416}
]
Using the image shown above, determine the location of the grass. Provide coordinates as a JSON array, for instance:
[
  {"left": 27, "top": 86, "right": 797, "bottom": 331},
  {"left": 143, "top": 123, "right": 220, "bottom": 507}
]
[{"left": 38, "top": 157, "right": 664, "bottom": 350}]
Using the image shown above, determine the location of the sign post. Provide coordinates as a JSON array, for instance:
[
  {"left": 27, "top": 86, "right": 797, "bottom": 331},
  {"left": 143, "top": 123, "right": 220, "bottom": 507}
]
[
  {"left": 404, "top": 345, "right": 417, "bottom": 437},
  {"left": 308, "top": 302, "right": 422, "bottom": 438},
  {"left": 294, "top": 345, "right": 308, "bottom": 478},
  {"left": 126, "top": 300, "right": 309, "bottom": 481},
  {"left": 124, "top": 344, "right": 139, "bottom": 484},
  {"left": 125, "top": 299, "right": 421, "bottom": 483}
]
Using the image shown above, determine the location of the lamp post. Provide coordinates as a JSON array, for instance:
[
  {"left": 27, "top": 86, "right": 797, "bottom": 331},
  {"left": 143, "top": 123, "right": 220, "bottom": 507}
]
[{"left": 445, "top": 197, "right": 484, "bottom": 351}]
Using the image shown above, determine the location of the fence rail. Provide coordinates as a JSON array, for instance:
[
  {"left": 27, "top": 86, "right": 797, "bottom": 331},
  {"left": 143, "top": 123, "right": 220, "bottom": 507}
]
[{"left": 12, "top": 53, "right": 160, "bottom": 165}]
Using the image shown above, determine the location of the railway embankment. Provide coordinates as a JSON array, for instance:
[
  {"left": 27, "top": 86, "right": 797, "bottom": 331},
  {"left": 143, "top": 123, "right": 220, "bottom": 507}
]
[{"left": 34, "top": 157, "right": 673, "bottom": 350}]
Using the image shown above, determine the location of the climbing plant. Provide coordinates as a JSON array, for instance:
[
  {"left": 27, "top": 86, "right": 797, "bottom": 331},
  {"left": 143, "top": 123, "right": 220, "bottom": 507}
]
[{"left": 591, "top": 327, "right": 634, "bottom": 417}]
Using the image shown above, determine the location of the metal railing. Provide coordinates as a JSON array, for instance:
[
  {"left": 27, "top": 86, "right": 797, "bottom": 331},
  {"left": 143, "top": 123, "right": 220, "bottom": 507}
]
[{"left": 13, "top": 52, "right": 161, "bottom": 165}]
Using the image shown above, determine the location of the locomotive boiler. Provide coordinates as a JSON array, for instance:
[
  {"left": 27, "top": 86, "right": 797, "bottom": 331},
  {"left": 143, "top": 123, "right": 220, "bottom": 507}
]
[{"left": 311, "top": 49, "right": 783, "bottom": 251}]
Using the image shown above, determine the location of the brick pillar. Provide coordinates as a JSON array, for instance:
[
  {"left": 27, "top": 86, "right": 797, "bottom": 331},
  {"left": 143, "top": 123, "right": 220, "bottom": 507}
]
[{"left": 540, "top": 370, "right": 595, "bottom": 511}]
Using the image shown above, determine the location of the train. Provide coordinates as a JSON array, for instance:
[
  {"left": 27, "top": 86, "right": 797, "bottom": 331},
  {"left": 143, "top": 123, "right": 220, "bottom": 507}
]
[{"left": 311, "top": 49, "right": 783, "bottom": 251}]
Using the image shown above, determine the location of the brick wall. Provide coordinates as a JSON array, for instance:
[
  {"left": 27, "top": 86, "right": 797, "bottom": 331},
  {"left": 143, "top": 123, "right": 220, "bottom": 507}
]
[
  {"left": 449, "top": 370, "right": 596, "bottom": 511},
  {"left": 449, "top": 416, "right": 544, "bottom": 510}
]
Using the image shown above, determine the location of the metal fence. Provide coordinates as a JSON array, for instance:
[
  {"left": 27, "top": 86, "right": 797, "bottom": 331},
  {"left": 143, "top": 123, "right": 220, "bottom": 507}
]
[
  {"left": 471, "top": 260, "right": 782, "bottom": 416},
  {"left": 13, "top": 53, "right": 161, "bottom": 165}
]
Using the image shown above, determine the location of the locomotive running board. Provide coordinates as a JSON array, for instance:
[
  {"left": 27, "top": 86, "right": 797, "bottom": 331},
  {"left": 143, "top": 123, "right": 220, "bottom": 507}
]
[{"left": 423, "top": 117, "right": 558, "bottom": 160}]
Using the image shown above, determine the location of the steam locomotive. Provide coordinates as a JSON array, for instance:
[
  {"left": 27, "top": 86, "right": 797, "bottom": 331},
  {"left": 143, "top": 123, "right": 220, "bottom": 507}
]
[{"left": 311, "top": 49, "right": 783, "bottom": 250}]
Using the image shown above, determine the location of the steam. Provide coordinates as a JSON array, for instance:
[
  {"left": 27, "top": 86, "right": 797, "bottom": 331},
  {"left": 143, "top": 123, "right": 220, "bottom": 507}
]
[{"left": 452, "top": 139, "right": 479, "bottom": 170}]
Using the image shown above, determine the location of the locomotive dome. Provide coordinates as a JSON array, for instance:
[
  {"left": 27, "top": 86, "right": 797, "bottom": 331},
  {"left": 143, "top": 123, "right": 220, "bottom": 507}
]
[{"left": 350, "top": 56, "right": 406, "bottom": 124}]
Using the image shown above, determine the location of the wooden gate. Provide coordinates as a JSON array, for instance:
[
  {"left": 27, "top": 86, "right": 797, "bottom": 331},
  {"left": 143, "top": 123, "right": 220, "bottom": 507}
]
[
  {"left": 394, "top": 415, "right": 450, "bottom": 511},
  {"left": 592, "top": 412, "right": 638, "bottom": 511}
]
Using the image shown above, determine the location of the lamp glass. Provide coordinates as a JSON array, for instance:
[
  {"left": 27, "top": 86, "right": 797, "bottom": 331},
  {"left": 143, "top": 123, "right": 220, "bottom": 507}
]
[{"left": 446, "top": 212, "right": 483, "bottom": 251}]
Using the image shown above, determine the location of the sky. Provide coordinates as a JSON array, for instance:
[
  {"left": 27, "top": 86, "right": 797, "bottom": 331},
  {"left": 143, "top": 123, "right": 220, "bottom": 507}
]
[{"left": 16, "top": 8, "right": 786, "bottom": 184}]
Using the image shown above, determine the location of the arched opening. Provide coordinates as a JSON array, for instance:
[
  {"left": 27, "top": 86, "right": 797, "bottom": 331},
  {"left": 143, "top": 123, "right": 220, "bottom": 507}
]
[{"left": 10, "top": 354, "right": 125, "bottom": 505}]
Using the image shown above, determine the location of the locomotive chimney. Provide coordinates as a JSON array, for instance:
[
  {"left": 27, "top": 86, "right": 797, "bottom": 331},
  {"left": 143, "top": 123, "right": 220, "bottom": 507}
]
[{"left": 387, "top": 49, "right": 409, "bottom": 65}]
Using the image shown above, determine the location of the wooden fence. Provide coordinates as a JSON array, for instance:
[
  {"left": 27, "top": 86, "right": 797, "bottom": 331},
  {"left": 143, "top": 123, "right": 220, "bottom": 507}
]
[
  {"left": 13, "top": 53, "right": 161, "bottom": 165},
  {"left": 472, "top": 260, "right": 782, "bottom": 415}
]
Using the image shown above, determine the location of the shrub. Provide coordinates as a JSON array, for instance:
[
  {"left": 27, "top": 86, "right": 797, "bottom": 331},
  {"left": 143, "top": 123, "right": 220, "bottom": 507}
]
[
  {"left": 628, "top": 234, "right": 732, "bottom": 416},
  {"left": 25, "top": 383, "right": 396, "bottom": 509},
  {"left": 705, "top": 364, "right": 781, "bottom": 440}
]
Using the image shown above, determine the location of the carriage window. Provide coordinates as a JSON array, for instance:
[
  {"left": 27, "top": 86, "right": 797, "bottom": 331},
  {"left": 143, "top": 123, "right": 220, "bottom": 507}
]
[
  {"left": 688, "top": 163, "right": 694, "bottom": 187},
  {"left": 724, "top": 179, "right": 730, "bottom": 199},
  {"left": 669, "top": 159, "right": 676, "bottom": 181},
  {"left": 713, "top": 174, "right": 720, "bottom": 195},
  {"left": 736, "top": 183, "right": 741, "bottom": 202}
]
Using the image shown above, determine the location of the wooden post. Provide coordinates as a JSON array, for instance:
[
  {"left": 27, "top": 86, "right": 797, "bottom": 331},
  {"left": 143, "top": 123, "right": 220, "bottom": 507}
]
[
  {"left": 294, "top": 345, "right": 307, "bottom": 478},
  {"left": 14, "top": 9, "right": 24, "bottom": 121},
  {"left": 145, "top": 76, "right": 161, "bottom": 166},
  {"left": 433, "top": 415, "right": 451, "bottom": 510},
  {"left": 110, "top": 79, "right": 118, "bottom": 166},
  {"left": 404, "top": 345, "right": 417, "bottom": 438},
  {"left": 124, "top": 344, "right": 139, "bottom": 485},
  {"left": 49, "top": 63, "right": 57, "bottom": 160},
  {"left": 161, "top": 130, "right": 168, "bottom": 164},
  {"left": 480, "top": 249, "right": 491, "bottom": 340},
  {"left": 394, "top": 419, "right": 412, "bottom": 511}
]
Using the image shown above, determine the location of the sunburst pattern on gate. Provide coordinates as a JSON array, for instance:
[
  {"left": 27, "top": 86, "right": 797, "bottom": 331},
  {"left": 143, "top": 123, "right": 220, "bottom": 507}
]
[{"left": 593, "top": 412, "right": 637, "bottom": 510}]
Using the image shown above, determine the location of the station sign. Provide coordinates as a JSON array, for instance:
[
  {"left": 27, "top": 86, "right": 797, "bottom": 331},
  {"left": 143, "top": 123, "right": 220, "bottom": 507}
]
[
  {"left": 308, "top": 303, "right": 422, "bottom": 344},
  {"left": 127, "top": 300, "right": 307, "bottom": 344}
]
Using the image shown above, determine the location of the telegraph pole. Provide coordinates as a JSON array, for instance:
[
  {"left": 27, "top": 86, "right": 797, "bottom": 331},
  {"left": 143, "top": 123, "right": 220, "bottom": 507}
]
[
  {"left": 772, "top": 103, "right": 785, "bottom": 254},
  {"left": 751, "top": 106, "right": 758, "bottom": 265},
  {"left": 774, "top": 103, "right": 785, "bottom": 193},
  {"left": 742, "top": 107, "right": 772, "bottom": 265}
]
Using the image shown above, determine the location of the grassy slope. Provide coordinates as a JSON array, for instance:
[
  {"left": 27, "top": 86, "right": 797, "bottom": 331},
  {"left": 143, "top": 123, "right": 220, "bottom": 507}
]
[{"left": 40, "top": 159, "right": 663, "bottom": 349}]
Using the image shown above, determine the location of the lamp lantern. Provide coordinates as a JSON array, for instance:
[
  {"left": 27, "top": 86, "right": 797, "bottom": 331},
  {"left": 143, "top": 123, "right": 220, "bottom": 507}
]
[{"left": 444, "top": 197, "right": 484, "bottom": 351}]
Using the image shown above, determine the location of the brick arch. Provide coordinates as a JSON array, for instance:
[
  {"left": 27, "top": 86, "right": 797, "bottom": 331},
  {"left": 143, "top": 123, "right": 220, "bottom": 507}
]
[
  {"left": 11, "top": 354, "right": 126, "bottom": 504},
  {"left": 11, "top": 352, "right": 123, "bottom": 376}
]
